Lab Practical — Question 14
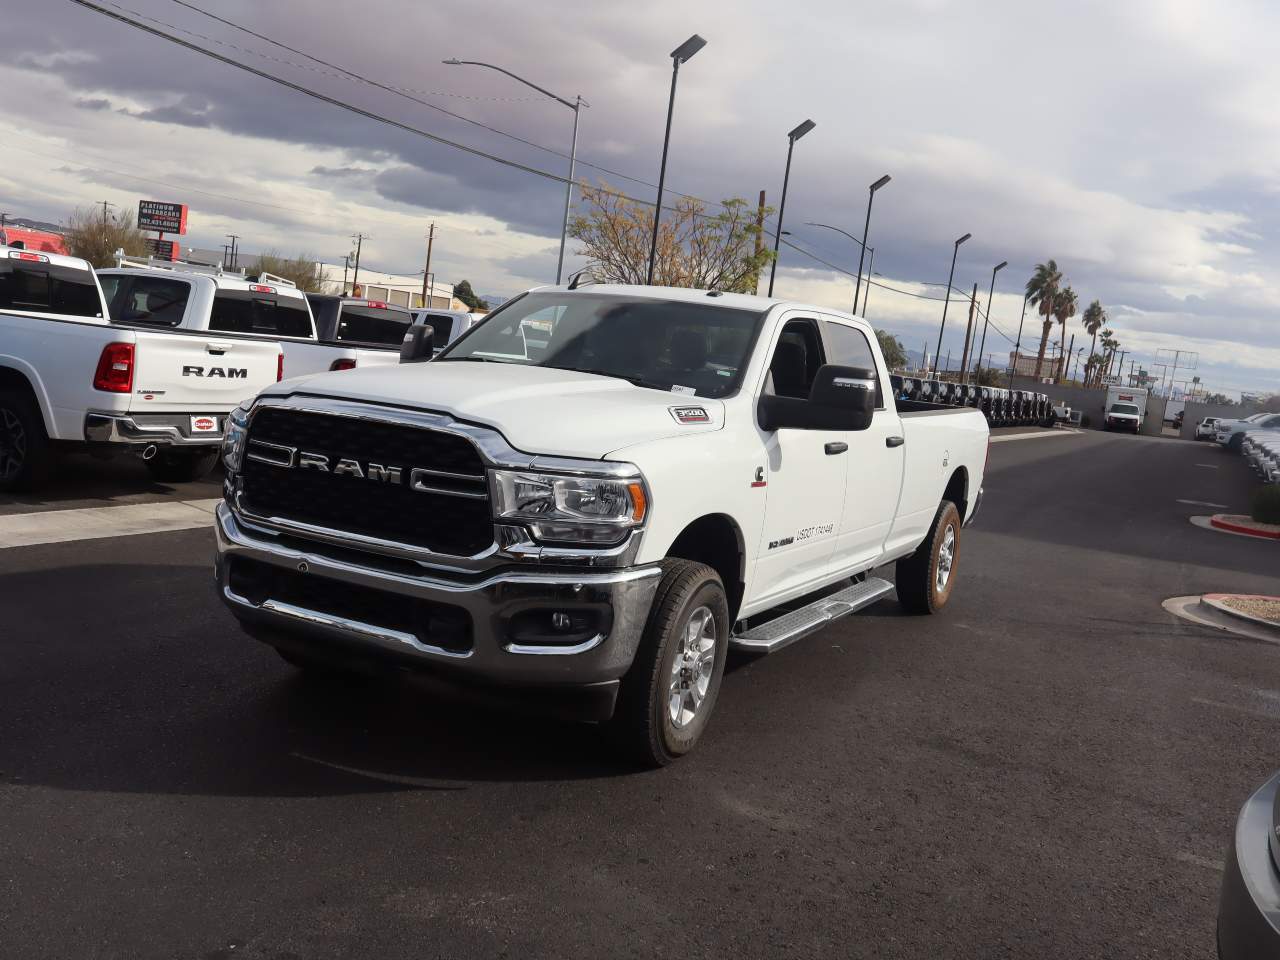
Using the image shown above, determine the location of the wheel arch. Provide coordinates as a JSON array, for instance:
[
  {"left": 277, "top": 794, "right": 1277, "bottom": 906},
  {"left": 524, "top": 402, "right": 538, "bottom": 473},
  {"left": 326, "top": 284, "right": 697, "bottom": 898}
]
[
  {"left": 663, "top": 513, "right": 747, "bottom": 622},
  {"left": 0, "top": 361, "right": 54, "bottom": 434},
  {"left": 942, "top": 466, "right": 969, "bottom": 521}
]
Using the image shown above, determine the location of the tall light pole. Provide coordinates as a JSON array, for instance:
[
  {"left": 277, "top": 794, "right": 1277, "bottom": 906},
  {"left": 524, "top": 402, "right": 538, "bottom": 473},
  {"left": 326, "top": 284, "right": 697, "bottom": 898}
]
[
  {"left": 444, "top": 59, "right": 586, "bottom": 285},
  {"left": 803, "top": 220, "right": 864, "bottom": 311},
  {"left": 853, "top": 174, "right": 891, "bottom": 313},
  {"left": 973, "top": 260, "right": 1007, "bottom": 384},
  {"left": 860, "top": 248, "right": 875, "bottom": 316},
  {"left": 931, "top": 233, "right": 971, "bottom": 376},
  {"left": 767, "top": 118, "right": 817, "bottom": 296},
  {"left": 646, "top": 34, "right": 707, "bottom": 285},
  {"left": 1007, "top": 292, "right": 1029, "bottom": 390}
]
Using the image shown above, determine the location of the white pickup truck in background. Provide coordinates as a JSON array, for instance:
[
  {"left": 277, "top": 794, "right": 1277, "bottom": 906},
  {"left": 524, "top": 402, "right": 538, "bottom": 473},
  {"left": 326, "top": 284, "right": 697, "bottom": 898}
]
[
  {"left": 101, "top": 255, "right": 377, "bottom": 380},
  {"left": 307, "top": 294, "right": 416, "bottom": 369},
  {"left": 0, "top": 245, "right": 283, "bottom": 490},
  {"left": 409, "top": 308, "right": 478, "bottom": 355},
  {"left": 215, "top": 284, "right": 989, "bottom": 764}
]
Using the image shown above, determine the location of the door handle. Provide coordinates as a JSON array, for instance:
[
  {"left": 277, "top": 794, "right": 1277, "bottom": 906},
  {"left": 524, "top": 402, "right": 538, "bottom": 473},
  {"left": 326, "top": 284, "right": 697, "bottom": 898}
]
[
  {"left": 824, "top": 442, "right": 848, "bottom": 455},
  {"left": 206, "top": 340, "right": 233, "bottom": 355},
  {"left": 886, "top": 436, "right": 905, "bottom": 448}
]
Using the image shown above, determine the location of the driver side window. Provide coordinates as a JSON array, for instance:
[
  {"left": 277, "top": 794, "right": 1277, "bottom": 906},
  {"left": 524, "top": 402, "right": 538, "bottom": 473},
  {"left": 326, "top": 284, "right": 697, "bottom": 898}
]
[{"left": 766, "top": 319, "right": 825, "bottom": 399}]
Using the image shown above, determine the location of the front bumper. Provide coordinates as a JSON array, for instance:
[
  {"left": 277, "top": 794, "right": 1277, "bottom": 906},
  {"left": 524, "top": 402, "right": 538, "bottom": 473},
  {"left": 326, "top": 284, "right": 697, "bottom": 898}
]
[
  {"left": 85, "top": 412, "right": 223, "bottom": 447},
  {"left": 1218, "top": 771, "right": 1280, "bottom": 958},
  {"left": 213, "top": 502, "right": 663, "bottom": 688}
]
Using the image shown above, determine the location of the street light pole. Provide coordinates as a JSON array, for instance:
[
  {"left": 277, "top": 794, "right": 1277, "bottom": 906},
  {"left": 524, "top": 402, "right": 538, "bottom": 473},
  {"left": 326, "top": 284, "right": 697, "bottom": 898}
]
[
  {"left": 853, "top": 174, "right": 890, "bottom": 314},
  {"left": 768, "top": 118, "right": 817, "bottom": 297},
  {"left": 646, "top": 34, "right": 707, "bottom": 285},
  {"left": 860, "top": 248, "right": 875, "bottom": 316},
  {"left": 931, "top": 233, "right": 971, "bottom": 377},
  {"left": 444, "top": 59, "right": 587, "bottom": 285},
  {"left": 802, "top": 220, "right": 864, "bottom": 310},
  {"left": 974, "top": 260, "right": 1007, "bottom": 385}
]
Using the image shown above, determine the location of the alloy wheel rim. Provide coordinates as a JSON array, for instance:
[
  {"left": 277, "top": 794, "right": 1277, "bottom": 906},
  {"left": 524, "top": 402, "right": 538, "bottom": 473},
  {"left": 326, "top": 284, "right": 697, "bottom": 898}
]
[
  {"left": 0, "top": 407, "right": 26, "bottom": 481},
  {"left": 936, "top": 524, "right": 956, "bottom": 592},
  {"left": 668, "top": 605, "right": 717, "bottom": 730}
]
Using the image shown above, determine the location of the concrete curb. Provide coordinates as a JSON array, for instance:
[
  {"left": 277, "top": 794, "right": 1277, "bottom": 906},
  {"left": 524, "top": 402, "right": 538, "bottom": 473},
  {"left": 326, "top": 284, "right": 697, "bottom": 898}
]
[
  {"left": 1202, "top": 595, "right": 1280, "bottom": 633},
  {"left": 1208, "top": 514, "right": 1280, "bottom": 540},
  {"left": 1163, "top": 596, "right": 1280, "bottom": 645}
]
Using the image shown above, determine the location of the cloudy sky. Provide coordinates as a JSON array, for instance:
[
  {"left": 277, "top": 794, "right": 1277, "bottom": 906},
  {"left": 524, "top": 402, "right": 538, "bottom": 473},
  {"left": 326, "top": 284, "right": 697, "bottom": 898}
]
[{"left": 3, "top": 0, "right": 1278, "bottom": 398}]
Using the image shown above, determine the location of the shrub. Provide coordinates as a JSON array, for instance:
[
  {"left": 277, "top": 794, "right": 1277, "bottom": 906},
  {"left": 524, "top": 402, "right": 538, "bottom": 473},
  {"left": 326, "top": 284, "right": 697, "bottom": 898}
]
[{"left": 1251, "top": 484, "right": 1280, "bottom": 525}]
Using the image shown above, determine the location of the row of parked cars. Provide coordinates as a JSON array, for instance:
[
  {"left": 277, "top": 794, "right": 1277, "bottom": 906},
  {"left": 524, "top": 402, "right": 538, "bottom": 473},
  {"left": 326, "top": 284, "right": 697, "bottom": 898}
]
[
  {"left": 0, "top": 245, "right": 477, "bottom": 490},
  {"left": 889, "top": 375, "right": 1057, "bottom": 428},
  {"left": 1210, "top": 410, "right": 1280, "bottom": 484}
]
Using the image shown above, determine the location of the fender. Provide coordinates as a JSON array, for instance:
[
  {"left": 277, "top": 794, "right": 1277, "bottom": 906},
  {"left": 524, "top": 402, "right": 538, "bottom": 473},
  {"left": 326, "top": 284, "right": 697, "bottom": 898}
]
[{"left": 0, "top": 355, "right": 56, "bottom": 436}]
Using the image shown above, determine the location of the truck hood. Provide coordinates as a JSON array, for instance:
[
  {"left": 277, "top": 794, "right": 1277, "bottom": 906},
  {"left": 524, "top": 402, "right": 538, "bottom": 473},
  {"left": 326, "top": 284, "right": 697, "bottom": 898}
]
[{"left": 262, "top": 361, "right": 726, "bottom": 460}]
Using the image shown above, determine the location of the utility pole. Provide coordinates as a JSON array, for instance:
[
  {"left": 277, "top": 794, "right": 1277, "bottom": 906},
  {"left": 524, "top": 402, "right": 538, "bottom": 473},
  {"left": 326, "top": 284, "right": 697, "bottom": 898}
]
[
  {"left": 342, "top": 254, "right": 350, "bottom": 294},
  {"left": 753, "top": 190, "right": 767, "bottom": 295},
  {"left": 1066, "top": 334, "right": 1076, "bottom": 382},
  {"left": 944, "top": 349, "right": 951, "bottom": 376},
  {"left": 960, "top": 282, "right": 978, "bottom": 382},
  {"left": 99, "top": 200, "right": 114, "bottom": 228},
  {"left": 0, "top": 212, "right": 8, "bottom": 230},
  {"left": 921, "top": 339, "right": 929, "bottom": 373},
  {"left": 350, "top": 233, "right": 366, "bottom": 293},
  {"left": 421, "top": 223, "right": 436, "bottom": 306},
  {"left": 1115, "top": 350, "right": 1126, "bottom": 384},
  {"left": 225, "top": 234, "right": 240, "bottom": 271}
]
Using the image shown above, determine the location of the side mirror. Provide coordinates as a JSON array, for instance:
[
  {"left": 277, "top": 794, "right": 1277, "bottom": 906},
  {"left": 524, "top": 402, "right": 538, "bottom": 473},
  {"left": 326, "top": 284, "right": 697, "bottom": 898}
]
[
  {"left": 758, "top": 364, "right": 876, "bottom": 432},
  {"left": 400, "top": 325, "right": 434, "bottom": 363}
]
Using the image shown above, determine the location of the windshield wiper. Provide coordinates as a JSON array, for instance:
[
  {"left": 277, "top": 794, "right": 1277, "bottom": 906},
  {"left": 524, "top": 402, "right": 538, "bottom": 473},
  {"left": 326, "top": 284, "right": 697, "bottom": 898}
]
[
  {"left": 570, "top": 368, "right": 671, "bottom": 391},
  {"left": 437, "top": 355, "right": 512, "bottom": 363}
]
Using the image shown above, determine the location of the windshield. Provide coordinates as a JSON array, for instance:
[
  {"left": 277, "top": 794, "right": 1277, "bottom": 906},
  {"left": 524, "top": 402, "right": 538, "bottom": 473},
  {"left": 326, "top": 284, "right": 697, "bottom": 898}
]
[
  {"left": 1109, "top": 403, "right": 1140, "bottom": 415},
  {"left": 437, "top": 292, "right": 767, "bottom": 399}
]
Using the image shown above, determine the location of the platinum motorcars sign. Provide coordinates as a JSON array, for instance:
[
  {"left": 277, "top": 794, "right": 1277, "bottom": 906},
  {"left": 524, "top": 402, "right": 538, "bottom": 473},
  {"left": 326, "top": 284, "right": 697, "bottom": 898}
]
[{"left": 137, "top": 200, "right": 188, "bottom": 234}]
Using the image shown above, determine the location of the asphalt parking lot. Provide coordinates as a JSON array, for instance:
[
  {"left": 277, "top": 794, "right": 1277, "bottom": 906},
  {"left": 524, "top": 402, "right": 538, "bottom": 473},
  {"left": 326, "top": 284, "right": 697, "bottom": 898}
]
[{"left": 2, "top": 429, "right": 1277, "bottom": 959}]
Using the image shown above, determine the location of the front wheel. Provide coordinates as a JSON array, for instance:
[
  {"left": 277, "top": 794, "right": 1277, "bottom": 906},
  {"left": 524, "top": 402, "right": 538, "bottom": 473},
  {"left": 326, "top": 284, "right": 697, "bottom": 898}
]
[
  {"left": 896, "top": 500, "right": 962, "bottom": 615},
  {"left": 144, "top": 447, "right": 218, "bottom": 483},
  {"left": 613, "top": 559, "right": 729, "bottom": 766}
]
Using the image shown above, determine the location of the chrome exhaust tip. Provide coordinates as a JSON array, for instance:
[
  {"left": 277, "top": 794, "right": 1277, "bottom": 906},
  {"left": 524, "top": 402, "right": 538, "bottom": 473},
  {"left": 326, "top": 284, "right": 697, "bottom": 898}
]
[{"left": 140, "top": 444, "right": 158, "bottom": 461}]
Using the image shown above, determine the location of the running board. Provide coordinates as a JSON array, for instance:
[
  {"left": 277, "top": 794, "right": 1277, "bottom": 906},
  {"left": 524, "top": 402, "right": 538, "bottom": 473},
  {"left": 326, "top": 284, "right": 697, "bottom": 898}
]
[{"left": 730, "top": 577, "right": 896, "bottom": 654}]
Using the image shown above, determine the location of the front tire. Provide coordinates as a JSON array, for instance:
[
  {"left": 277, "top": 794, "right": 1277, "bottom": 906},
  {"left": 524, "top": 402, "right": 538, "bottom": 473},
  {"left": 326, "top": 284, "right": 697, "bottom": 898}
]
[
  {"left": 896, "top": 500, "right": 962, "bottom": 615},
  {"left": 144, "top": 447, "right": 218, "bottom": 483},
  {"left": 614, "top": 559, "right": 729, "bottom": 766},
  {"left": 0, "top": 389, "right": 54, "bottom": 493}
]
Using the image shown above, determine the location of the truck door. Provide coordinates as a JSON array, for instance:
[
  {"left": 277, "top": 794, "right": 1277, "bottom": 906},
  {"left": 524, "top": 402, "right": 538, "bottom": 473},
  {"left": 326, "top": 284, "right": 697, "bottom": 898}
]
[
  {"left": 751, "top": 317, "right": 847, "bottom": 608},
  {"left": 821, "top": 319, "right": 905, "bottom": 573}
]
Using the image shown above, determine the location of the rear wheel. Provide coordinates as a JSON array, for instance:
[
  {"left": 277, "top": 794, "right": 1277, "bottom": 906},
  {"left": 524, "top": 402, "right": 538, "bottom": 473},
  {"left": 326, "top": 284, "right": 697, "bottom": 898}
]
[
  {"left": 0, "top": 389, "right": 54, "bottom": 493},
  {"left": 896, "top": 500, "right": 962, "bottom": 615},
  {"left": 144, "top": 447, "right": 218, "bottom": 483},
  {"left": 614, "top": 559, "right": 729, "bottom": 766}
]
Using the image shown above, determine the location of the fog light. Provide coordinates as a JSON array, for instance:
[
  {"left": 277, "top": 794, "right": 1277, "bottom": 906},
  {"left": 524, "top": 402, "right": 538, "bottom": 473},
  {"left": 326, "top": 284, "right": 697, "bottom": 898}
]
[{"left": 551, "top": 612, "right": 573, "bottom": 632}]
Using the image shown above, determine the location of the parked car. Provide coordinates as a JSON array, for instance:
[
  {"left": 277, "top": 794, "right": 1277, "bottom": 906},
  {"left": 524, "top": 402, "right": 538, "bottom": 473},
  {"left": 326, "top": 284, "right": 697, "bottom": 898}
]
[
  {"left": 215, "top": 284, "right": 989, "bottom": 764},
  {"left": 307, "top": 295, "right": 417, "bottom": 370},
  {"left": 1218, "top": 414, "right": 1280, "bottom": 452},
  {"left": 0, "top": 244, "right": 282, "bottom": 490},
  {"left": 1195, "top": 416, "right": 1221, "bottom": 440},
  {"left": 410, "top": 308, "right": 478, "bottom": 355},
  {"left": 102, "top": 255, "right": 351, "bottom": 379},
  {"left": 1217, "top": 770, "right": 1280, "bottom": 958}
]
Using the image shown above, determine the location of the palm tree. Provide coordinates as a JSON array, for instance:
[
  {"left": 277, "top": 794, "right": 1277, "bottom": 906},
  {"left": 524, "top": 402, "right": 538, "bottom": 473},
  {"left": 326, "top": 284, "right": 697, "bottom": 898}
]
[
  {"left": 1025, "top": 260, "right": 1063, "bottom": 380},
  {"left": 1052, "top": 286, "right": 1078, "bottom": 383},
  {"left": 1080, "top": 299, "right": 1106, "bottom": 386},
  {"left": 1098, "top": 328, "right": 1117, "bottom": 379}
]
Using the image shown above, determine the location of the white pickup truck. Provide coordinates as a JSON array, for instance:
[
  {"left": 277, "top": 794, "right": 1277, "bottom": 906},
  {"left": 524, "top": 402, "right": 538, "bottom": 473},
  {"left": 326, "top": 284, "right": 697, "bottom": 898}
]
[
  {"left": 214, "top": 285, "right": 988, "bottom": 763},
  {"left": 99, "top": 256, "right": 381, "bottom": 380},
  {"left": 307, "top": 294, "right": 417, "bottom": 369},
  {"left": 0, "top": 245, "right": 283, "bottom": 490}
]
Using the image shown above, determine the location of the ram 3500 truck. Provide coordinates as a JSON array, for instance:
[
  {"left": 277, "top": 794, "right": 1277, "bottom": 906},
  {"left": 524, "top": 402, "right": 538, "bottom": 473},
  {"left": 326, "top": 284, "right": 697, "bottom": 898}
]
[
  {"left": 0, "top": 246, "right": 283, "bottom": 490},
  {"left": 215, "top": 285, "right": 989, "bottom": 763}
]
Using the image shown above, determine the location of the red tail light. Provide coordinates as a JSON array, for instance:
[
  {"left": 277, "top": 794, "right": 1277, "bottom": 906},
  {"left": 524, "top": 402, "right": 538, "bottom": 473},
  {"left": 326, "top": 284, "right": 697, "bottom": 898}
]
[
  {"left": 277, "top": 352, "right": 285, "bottom": 382},
  {"left": 329, "top": 358, "right": 357, "bottom": 371},
  {"left": 93, "top": 342, "right": 135, "bottom": 393}
]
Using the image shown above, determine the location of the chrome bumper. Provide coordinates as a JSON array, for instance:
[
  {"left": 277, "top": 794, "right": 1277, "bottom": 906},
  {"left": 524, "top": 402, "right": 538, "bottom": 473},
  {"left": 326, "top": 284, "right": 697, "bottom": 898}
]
[
  {"left": 1218, "top": 772, "right": 1280, "bottom": 958},
  {"left": 213, "top": 502, "right": 663, "bottom": 686},
  {"left": 85, "top": 412, "right": 223, "bottom": 447}
]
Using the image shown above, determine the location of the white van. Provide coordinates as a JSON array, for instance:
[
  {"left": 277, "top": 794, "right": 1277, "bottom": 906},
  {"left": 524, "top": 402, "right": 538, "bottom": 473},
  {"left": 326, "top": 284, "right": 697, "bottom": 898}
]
[{"left": 1104, "top": 386, "right": 1148, "bottom": 433}]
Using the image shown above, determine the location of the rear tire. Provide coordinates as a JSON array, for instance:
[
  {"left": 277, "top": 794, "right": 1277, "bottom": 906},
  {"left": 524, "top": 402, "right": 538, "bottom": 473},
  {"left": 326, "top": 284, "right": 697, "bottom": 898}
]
[
  {"left": 896, "top": 500, "right": 962, "bottom": 615},
  {"left": 144, "top": 447, "right": 218, "bottom": 483},
  {"left": 613, "top": 559, "right": 729, "bottom": 766},
  {"left": 0, "top": 389, "right": 54, "bottom": 493}
]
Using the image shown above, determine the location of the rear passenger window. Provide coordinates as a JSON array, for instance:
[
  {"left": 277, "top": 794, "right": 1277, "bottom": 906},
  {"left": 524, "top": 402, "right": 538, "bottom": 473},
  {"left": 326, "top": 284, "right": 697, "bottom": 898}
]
[
  {"left": 418, "top": 313, "right": 456, "bottom": 347},
  {"left": 211, "top": 292, "right": 313, "bottom": 338},
  {"left": 0, "top": 261, "right": 102, "bottom": 317},
  {"left": 823, "top": 321, "right": 884, "bottom": 407},
  {"left": 337, "top": 307, "right": 413, "bottom": 346}
]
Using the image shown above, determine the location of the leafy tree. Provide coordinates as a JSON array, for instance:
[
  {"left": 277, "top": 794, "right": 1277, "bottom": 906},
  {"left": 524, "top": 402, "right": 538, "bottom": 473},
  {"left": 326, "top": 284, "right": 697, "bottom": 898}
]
[
  {"left": 64, "top": 205, "right": 147, "bottom": 267},
  {"left": 1080, "top": 299, "right": 1106, "bottom": 385},
  {"left": 453, "top": 280, "right": 489, "bottom": 311},
  {"left": 875, "top": 329, "right": 908, "bottom": 370},
  {"left": 570, "top": 181, "right": 774, "bottom": 292},
  {"left": 1261, "top": 394, "right": 1280, "bottom": 413},
  {"left": 975, "top": 365, "right": 1004, "bottom": 386},
  {"left": 1025, "top": 260, "right": 1063, "bottom": 380},
  {"left": 251, "top": 250, "right": 325, "bottom": 292},
  {"left": 1051, "top": 286, "right": 1078, "bottom": 383}
]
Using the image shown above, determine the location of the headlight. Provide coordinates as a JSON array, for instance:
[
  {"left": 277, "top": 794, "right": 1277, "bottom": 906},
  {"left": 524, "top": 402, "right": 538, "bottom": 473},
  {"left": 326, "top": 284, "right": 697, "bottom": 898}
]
[
  {"left": 221, "top": 402, "right": 251, "bottom": 473},
  {"left": 491, "top": 469, "right": 648, "bottom": 544}
]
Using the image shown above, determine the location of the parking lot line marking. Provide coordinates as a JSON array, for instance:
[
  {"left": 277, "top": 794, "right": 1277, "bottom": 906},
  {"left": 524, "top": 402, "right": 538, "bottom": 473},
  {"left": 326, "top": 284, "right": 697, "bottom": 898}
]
[
  {"left": 1194, "top": 463, "right": 1220, "bottom": 469},
  {"left": 1173, "top": 851, "right": 1225, "bottom": 872},
  {"left": 0, "top": 499, "right": 220, "bottom": 549},
  {"left": 989, "top": 429, "right": 1078, "bottom": 443},
  {"left": 1177, "top": 499, "right": 1231, "bottom": 509}
]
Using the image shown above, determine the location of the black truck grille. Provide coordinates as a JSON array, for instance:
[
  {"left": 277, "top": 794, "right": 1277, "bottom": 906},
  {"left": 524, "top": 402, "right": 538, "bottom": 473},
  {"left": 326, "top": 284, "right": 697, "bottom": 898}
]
[{"left": 239, "top": 407, "right": 493, "bottom": 557}]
